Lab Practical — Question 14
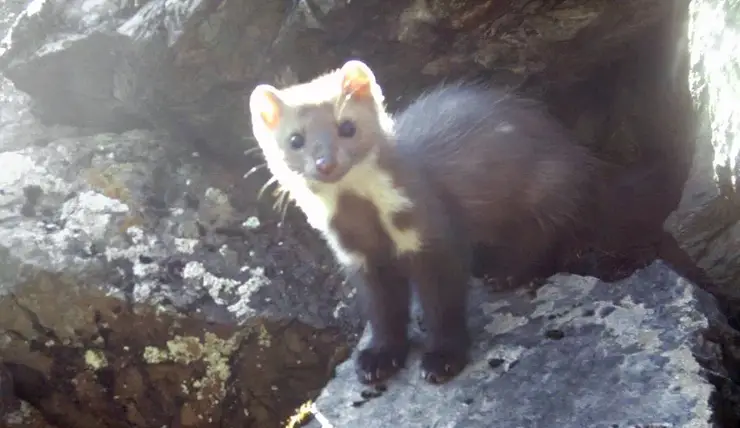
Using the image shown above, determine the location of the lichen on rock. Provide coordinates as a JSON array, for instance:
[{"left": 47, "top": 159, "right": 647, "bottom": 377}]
[{"left": 142, "top": 331, "right": 239, "bottom": 402}]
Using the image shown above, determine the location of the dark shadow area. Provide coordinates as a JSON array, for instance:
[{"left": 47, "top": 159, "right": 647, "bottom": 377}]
[{"left": 0, "top": 276, "right": 349, "bottom": 428}]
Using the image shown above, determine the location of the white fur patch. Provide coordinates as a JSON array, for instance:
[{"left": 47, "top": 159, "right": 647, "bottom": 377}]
[
  {"left": 268, "top": 151, "right": 422, "bottom": 269},
  {"left": 316, "top": 151, "right": 422, "bottom": 265}
]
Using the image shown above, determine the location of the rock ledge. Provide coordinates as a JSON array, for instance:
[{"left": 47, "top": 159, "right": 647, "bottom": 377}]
[{"left": 309, "top": 261, "right": 725, "bottom": 428}]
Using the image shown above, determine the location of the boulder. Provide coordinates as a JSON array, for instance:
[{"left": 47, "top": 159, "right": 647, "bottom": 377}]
[
  {"left": 307, "top": 262, "right": 732, "bottom": 428},
  {"left": 663, "top": 0, "right": 740, "bottom": 302},
  {"left": 0, "top": 0, "right": 681, "bottom": 163},
  {"left": 0, "top": 50, "right": 351, "bottom": 428}
]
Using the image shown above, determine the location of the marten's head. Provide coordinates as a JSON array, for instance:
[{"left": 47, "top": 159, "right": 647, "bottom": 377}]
[{"left": 248, "top": 60, "right": 392, "bottom": 185}]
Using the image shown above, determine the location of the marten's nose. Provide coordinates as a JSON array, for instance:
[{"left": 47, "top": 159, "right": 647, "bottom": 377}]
[{"left": 315, "top": 157, "right": 337, "bottom": 176}]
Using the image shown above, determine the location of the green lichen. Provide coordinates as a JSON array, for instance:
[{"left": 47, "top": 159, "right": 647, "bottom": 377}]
[
  {"left": 141, "top": 332, "right": 239, "bottom": 401},
  {"left": 142, "top": 345, "right": 169, "bottom": 364},
  {"left": 84, "top": 349, "right": 108, "bottom": 370},
  {"left": 257, "top": 324, "right": 271, "bottom": 347}
]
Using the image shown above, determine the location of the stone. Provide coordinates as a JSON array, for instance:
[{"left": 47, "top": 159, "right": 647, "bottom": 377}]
[
  {"left": 0, "top": 4, "right": 354, "bottom": 425},
  {"left": 663, "top": 0, "right": 740, "bottom": 298},
  {"left": 0, "top": 0, "right": 680, "bottom": 163},
  {"left": 0, "top": 0, "right": 145, "bottom": 131},
  {"left": 0, "top": 23, "right": 351, "bottom": 427},
  {"left": 307, "top": 262, "right": 727, "bottom": 428},
  {"left": 0, "top": 280, "right": 347, "bottom": 427}
]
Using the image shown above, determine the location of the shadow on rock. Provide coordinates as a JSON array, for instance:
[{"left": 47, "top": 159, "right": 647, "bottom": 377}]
[{"left": 0, "top": 271, "right": 349, "bottom": 428}]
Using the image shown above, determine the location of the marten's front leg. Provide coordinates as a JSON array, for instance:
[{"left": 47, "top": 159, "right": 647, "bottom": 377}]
[
  {"left": 353, "top": 261, "right": 410, "bottom": 384},
  {"left": 410, "top": 245, "right": 471, "bottom": 384}
]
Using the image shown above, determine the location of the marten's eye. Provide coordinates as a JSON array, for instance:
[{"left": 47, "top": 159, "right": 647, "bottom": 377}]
[
  {"left": 288, "top": 132, "right": 305, "bottom": 150},
  {"left": 337, "top": 119, "right": 356, "bottom": 138}
]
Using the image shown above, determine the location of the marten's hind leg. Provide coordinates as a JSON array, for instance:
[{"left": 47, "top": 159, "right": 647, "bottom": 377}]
[{"left": 480, "top": 219, "right": 566, "bottom": 289}]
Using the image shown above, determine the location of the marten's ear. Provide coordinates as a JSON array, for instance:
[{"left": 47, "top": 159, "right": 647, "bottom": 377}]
[
  {"left": 339, "top": 60, "right": 377, "bottom": 99},
  {"left": 249, "top": 84, "right": 284, "bottom": 130}
]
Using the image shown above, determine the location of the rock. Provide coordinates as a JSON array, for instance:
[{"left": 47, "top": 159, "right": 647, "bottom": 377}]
[
  {"left": 0, "top": 361, "right": 16, "bottom": 417},
  {"left": 0, "top": 96, "right": 349, "bottom": 327},
  {"left": 0, "top": 2, "right": 354, "bottom": 425},
  {"left": 308, "top": 262, "right": 729, "bottom": 428},
  {"left": 2, "top": 401, "right": 56, "bottom": 428},
  {"left": 0, "top": 52, "right": 352, "bottom": 428},
  {"left": 0, "top": 0, "right": 679, "bottom": 163},
  {"left": 0, "top": 280, "right": 348, "bottom": 427},
  {"left": 0, "top": 0, "right": 147, "bottom": 131},
  {"left": 663, "top": 0, "right": 740, "bottom": 299}
]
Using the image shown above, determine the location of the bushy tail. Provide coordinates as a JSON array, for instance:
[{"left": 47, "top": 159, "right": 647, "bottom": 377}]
[
  {"left": 564, "top": 71, "right": 698, "bottom": 281},
  {"left": 601, "top": 71, "right": 695, "bottom": 244}
]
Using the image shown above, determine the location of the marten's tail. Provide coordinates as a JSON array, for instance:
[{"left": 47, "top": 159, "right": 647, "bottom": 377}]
[{"left": 581, "top": 73, "right": 697, "bottom": 280}]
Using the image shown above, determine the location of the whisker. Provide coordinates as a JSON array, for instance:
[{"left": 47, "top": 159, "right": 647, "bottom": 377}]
[
  {"left": 271, "top": 187, "right": 286, "bottom": 211},
  {"left": 258, "top": 176, "right": 279, "bottom": 200},
  {"left": 272, "top": 193, "right": 287, "bottom": 215},
  {"left": 273, "top": 187, "right": 287, "bottom": 211},
  {"left": 243, "top": 163, "right": 267, "bottom": 180},
  {"left": 272, "top": 187, "right": 284, "bottom": 208},
  {"left": 243, "top": 145, "right": 264, "bottom": 158},
  {"left": 280, "top": 191, "right": 292, "bottom": 224}
]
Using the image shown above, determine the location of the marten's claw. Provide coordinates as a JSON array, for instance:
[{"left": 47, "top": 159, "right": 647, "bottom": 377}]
[
  {"left": 420, "top": 349, "right": 467, "bottom": 384},
  {"left": 355, "top": 346, "right": 408, "bottom": 384}
]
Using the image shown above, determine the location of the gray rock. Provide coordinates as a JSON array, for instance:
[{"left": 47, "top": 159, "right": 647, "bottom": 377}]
[
  {"left": 663, "top": 0, "right": 740, "bottom": 294},
  {"left": 0, "top": 104, "right": 347, "bottom": 327},
  {"left": 309, "top": 261, "right": 724, "bottom": 428},
  {"left": 0, "top": 0, "right": 144, "bottom": 130},
  {"left": 0, "top": 73, "right": 352, "bottom": 426},
  {"left": 0, "top": 362, "right": 15, "bottom": 418},
  {"left": 0, "top": 0, "right": 679, "bottom": 161}
]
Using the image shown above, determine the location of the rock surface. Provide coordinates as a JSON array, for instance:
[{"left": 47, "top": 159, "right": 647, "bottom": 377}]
[
  {"left": 0, "top": 0, "right": 682, "bottom": 163},
  {"left": 0, "top": 2, "right": 352, "bottom": 422},
  {"left": 663, "top": 0, "right": 740, "bottom": 300},
  {"left": 0, "top": 75, "right": 353, "bottom": 426},
  {"left": 309, "top": 262, "right": 726, "bottom": 428}
]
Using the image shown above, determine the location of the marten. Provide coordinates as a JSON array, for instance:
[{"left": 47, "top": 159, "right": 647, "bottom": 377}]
[{"left": 246, "top": 60, "right": 601, "bottom": 385}]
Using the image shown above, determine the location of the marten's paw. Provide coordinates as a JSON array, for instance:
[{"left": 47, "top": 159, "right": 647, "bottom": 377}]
[
  {"left": 420, "top": 349, "right": 467, "bottom": 384},
  {"left": 355, "top": 346, "right": 408, "bottom": 384}
]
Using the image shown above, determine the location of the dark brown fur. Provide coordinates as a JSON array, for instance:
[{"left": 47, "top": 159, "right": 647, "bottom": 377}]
[
  {"left": 390, "top": 83, "right": 602, "bottom": 280},
  {"left": 336, "top": 84, "right": 601, "bottom": 384}
]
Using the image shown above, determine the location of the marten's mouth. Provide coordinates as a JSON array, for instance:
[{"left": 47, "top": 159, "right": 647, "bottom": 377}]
[{"left": 306, "top": 164, "right": 351, "bottom": 184}]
